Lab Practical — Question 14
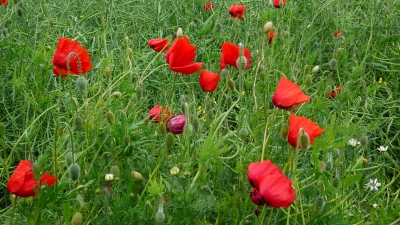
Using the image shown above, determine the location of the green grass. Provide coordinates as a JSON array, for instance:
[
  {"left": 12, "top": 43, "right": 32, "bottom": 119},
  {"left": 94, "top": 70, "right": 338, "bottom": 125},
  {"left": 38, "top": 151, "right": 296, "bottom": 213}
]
[{"left": 1, "top": 0, "right": 400, "bottom": 224}]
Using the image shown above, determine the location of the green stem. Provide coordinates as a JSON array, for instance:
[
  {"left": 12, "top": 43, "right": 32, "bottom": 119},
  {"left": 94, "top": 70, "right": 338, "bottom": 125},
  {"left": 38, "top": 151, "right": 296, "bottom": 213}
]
[{"left": 188, "top": 164, "right": 203, "bottom": 194}]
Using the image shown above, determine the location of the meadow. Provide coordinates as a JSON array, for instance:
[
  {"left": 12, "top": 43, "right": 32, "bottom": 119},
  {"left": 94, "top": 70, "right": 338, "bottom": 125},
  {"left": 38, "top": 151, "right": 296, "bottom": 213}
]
[{"left": 0, "top": 0, "right": 399, "bottom": 224}]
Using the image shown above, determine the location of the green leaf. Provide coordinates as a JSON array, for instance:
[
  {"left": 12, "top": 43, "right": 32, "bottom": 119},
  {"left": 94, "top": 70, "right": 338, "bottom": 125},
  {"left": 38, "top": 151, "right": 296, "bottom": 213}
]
[{"left": 341, "top": 174, "right": 363, "bottom": 189}]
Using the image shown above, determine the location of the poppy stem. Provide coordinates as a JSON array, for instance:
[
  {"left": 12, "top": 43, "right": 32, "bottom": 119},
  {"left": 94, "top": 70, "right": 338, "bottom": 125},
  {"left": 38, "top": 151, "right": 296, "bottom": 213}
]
[{"left": 169, "top": 73, "right": 178, "bottom": 109}]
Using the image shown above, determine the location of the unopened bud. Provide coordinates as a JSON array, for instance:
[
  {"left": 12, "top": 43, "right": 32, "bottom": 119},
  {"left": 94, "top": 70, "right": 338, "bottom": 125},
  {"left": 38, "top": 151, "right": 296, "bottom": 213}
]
[
  {"left": 192, "top": 117, "right": 200, "bottom": 132},
  {"left": 66, "top": 19, "right": 72, "bottom": 28},
  {"left": 312, "top": 96, "right": 318, "bottom": 104},
  {"left": 314, "top": 196, "right": 325, "bottom": 213},
  {"left": 319, "top": 161, "right": 325, "bottom": 173},
  {"left": 155, "top": 210, "right": 165, "bottom": 223},
  {"left": 49, "top": 19, "right": 54, "bottom": 27},
  {"left": 263, "top": 21, "right": 273, "bottom": 33},
  {"left": 71, "top": 212, "right": 83, "bottom": 225},
  {"left": 71, "top": 97, "right": 79, "bottom": 109},
  {"left": 126, "top": 48, "right": 133, "bottom": 60},
  {"left": 111, "top": 91, "right": 122, "bottom": 98},
  {"left": 65, "top": 152, "right": 74, "bottom": 166},
  {"left": 236, "top": 56, "right": 247, "bottom": 71},
  {"left": 105, "top": 67, "right": 111, "bottom": 80},
  {"left": 227, "top": 79, "right": 235, "bottom": 91},
  {"left": 359, "top": 135, "right": 368, "bottom": 146},
  {"left": 312, "top": 65, "right": 320, "bottom": 73},
  {"left": 305, "top": 75, "right": 313, "bottom": 87},
  {"left": 74, "top": 116, "right": 83, "bottom": 131},
  {"left": 110, "top": 166, "right": 121, "bottom": 179},
  {"left": 206, "top": 109, "right": 215, "bottom": 122},
  {"left": 136, "top": 85, "right": 142, "bottom": 101},
  {"left": 280, "top": 124, "right": 288, "bottom": 140},
  {"left": 69, "top": 163, "right": 81, "bottom": 181},
  {"left": 76, "top": 76, "right": 87, "bottom": 93},
  {"left": 97, "top": 99, "right": 105, "bottom": 108},
  {"left": 360, "top": 96, "right": 367, "bottom": 107},
  {"left": 123, "top": 135, "right": 131, "bottom": 146},
  {"left": 305, "top": 65, "right": 311, "bottom": 75},
  {"left": 299, "top": 129, "right": 310, "bottom": 149},
  {"left": 180, "top": 102, "right": 188, "bottom": 114},
  {"left": 324, "top": 161, "right": 333, "bottom": 172},
  {"left": 16, "top": 8, "right": 23, "bottom": 17},
  {"left": 226, "top": 96, "right": 233, "bottom": 108},
  {"left": 132, "top": 171, "right": 143, "bottom": 182},
  {"left": 124, "top": 36, "right": 130, "bottom": 47},
  {"left": 57, "top": 124, "right": 65, "bottom": 137},
  {"left": 239, "top": 127, "right": 248, "bottom": 141},
  {"left": 106, "top": 111, "right": 115, "bottom": 125},
  {"left": 332, "top": 177, "right": 340, "bottom": 187},
  {"left": 176, "top": 28, "right": 183, "bottom": 38},
  {"left": 324, "top": 85, "right": 333, "bottom": 98},
  {"left": 221, "top": 69, "right": 229, "bottom": 77},
  {"left": 330, "top": 58, "right": 337, "bottom": 69}
]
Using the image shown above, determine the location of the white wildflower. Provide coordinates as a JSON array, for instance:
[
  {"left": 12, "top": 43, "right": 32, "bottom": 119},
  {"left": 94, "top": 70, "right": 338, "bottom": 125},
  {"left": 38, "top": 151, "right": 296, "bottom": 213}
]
[
  {"left": 366, "top": 178, "right": 381, "bottom": 191},
  {"left": 377, "top": 146, "right": 388, "bottom": 152},
  {"left": 170, "top": 166, "right": 180, "bottom": 175},
  {"left": 348, "top": 138, "right": 360, "bottom": 146}
]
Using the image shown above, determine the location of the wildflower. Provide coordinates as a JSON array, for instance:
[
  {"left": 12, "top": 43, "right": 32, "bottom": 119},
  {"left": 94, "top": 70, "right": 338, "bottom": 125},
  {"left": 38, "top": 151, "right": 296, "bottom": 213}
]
[
  {"left": 52, "top": 38, "right": 92, "bottom": 77},
  {"left": 366, "top": 178, "right": 381, "bottom": 191},
  {"left": 329, "top": 85, "right": 341, "bottom": 98},
  {"left": 333, "top": 30, "right": 342, "bottom": 37},
  {"left": 248, "top": 160, "right": 283, "bottom": 189},
  {"left": 229, "top": 5, "right": 246, "bottom": 19},
  {"left": 378, "top": 77, "right": 383, "bottom": 84},
  {"left": 348, "top": 138, "right": 360, "bottom": 146},
  {"left": 0, "top": 0, "right": 8, "bottom": 6},
  {"left": 377, "top": 146, "right": 388, "bottom": 152},
  {"left": 148, "top": 105, "right": 172, "bottom": 123},
  {"left": 7, "top": 160, "right": 57, "bottom": 197},
  {"left": 267, "top": 31, "right": 276, "bottom": 44},
  {"left": 272, "top": 76, "right": 310, "bottom": 109},
  {"left": 164, "top": 36, "right": 202, "bottom": 75},
  {"left": 220, "top": 42, "right": 251, "bottom": 71},
  {"left": 288, "top": 114, "right": 324, "bottom": 148},
  {"left": 147, "top": 38, "right": 170, "bottom": 52},
  {"left": 361, "top": 157, "right": 369, "bottom": 163},
  {"left": 373, "top": 203, "right": 378, "bottom": 208},
  {"left": 199, "top": 70, "right": 221, "bottom": 92},
  {"left": 105, "top": 174, "right": 114, "bottom": 181},
  {"left": 273, "top": 0, "right": 286, "bottom": 8},
  {"left": 166, "top": 115, "right": 186, "bottom": 135},
  {"left": 204, "top": 2, "right": 214, "bottom": 12},
  {"left": 170, "top": 166, "right": 180, "bottom": 175}
]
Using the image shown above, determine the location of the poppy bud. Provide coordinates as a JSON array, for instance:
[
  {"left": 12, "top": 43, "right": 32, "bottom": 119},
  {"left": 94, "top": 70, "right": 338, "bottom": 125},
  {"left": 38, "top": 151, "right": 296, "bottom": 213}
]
[
  {"left": 359, "top": 135, "right": 368, "bottom": 146},
  {"left": 176, "top": 28, "right": 183, "bottom": 38},
  {"left": 239, "top": 127, "right": 248, "bottom": 141},
  {"left": 192, "top": 117, "right": 200, "bottom": 132},
  {"left": 111, "top": 91, "right": 122, "bottom": 98},
  {"left": 0, "top": 122, "right": 5, "bottom": 138},
  {"left": 305, "top": 75, "right": 313, "bottom": 87},
  {"left": 76, "top": 76, "right": 87, "bottom": 93},
  {"left": 123, "top": 135, "right": 131, "bottom": 146},
  {"left": 158, "top": 122, "right": 167, "bottom": 135},
  {"left": 65, "top": 152, "right": 74, "bottom": 166},
  {"left": 314, "top": 196, "right": 325, "bottom": 213},
  {"left": 298, "top": 128, "right": 310, "bottom": 149},
  {"left": 126, "top": 48, "right": 133, "bottom": 60},
  {"left": 226, "top": 96, "right": 233, "bottom": 108},
  {"left": 166, "top": 133, "right": 174, "bottom": 151},
  {"left": 124, "top": 36, "right": 130, "bottom": 47},
  {"left": 324, "top": 161, "right": 333, "bottom": 172},
  {"left": 136, "top": 85, "right": 142, "bottom": 101},
  {"left": 72, "top": 212, "right": 83, "bottom": 225},
  {"left": 333, "top": 148, "right": 341, "bottom": 156},
  {"left": 74, "top": 116, "right": 83, "bottom": 131},
  {"left": 360, "top": 96, "right": 367, "bottom": 107},
  {"left": 236, "top": 56, "right": 248, "bottom": 71},
  {"left": 97, "top": 99, "right": 105, "bottom": 108},
  {"left": 332, "top": 177, "right": 340, "bottom": 187},
  {"left": 69, "top": 163, "right": 81, "bottom": 181},
  {"left": 305, "top": 65, "right": 311, "bottom": 75},
  {"left": 312, "top": 65, "right": 320, "bottom": 73},
  {"left": 312, "top": 96, "right": 318, "bottom": 104},
  {"left": 324, "top": 85, "right": 333, "bottom": 98},
  {"left": 106, "top": 111, "right": 115, "bottom": 125},
  {"left": 206, "top": 109, "right": 215, "bottom": 122},
  {"left": 110, "top": 166, "right": 121, "bottom": 179},
  {"left": 132, "top": 171, "right": 143, "bottom": 182},
  {"left": 280, "top": 124, "right": 288, "bottom": 140},
  {"left": 227, "top": 79, "right": 236, "bottom": 91},
  {"left": 180, "top": 102, "right": 188, "bottom": 114},
  {"left": 263, "top": 21, "right": 273, "bottom": 33},
  {"left": 330, "top": 58, "right": 337, "bottom": 69},
  {"left": 104, "top": 67, "right": 111, "bottom": 80},
  {"left": 155, "top": 203, "right": 165, "bottom": 223},
  {"left": 221, "top": 69, "right": 229, "bottom": 77}
]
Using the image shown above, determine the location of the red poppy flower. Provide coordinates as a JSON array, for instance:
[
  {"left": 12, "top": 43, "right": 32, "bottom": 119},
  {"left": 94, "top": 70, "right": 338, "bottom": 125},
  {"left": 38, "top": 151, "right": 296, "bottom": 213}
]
[
  {"left": 248, "top": 160, "right": 283, "bottom": 189},
  {"left": 220, "top": 42, "right": 251, "bottom": 71},
  {"left": 272, "top": 76, "right": 310, "bottom": 109},
  {"left": 148, "top": 38, "right": 170, "bottom": 52},
  {"left": 273, "top": 0, "right": 286, "bottom": 8},
  {"left": 7, "top": 160, "right": 57, "bottom": 197},
  {"left": 288, "top": 114, "right": 324, "bottom": 148},
  {"left": 0, "top": 0, "right": 8, "bottom": 6},
  {"left": 268, "top": 31, "right": 276, "bottom": 44},
  {"left": 229, "top": 4, "right": 246, "bottom": 19},
  {"left": 199, "top": 70, "right": 220, "bottom": 92},
  {"left": 164, "top": 37, "right": 203, "bottom": 75},
  {"left": 52, "top": 38, "right": 92, "bottom": 77},
  {"left": 166, "top": 115, "right": 186, "bottom": 135},
  {"left": 329, "top": 85, "right": 341, "bottom": 98},
  {"left": 250, "top": 188, "right": 265, "bottom": 205},
  {"left": 333, "top": 30, "right": 342, "bottom": 37},
  {"left": 259, "top": 173, "right": 295, "bottom": 208},
  {"left": 204, "top": 2, "right": 214, "bottom": 12},
  {"left": 149, "top": 105, "right": 172, "bottom": 123}
]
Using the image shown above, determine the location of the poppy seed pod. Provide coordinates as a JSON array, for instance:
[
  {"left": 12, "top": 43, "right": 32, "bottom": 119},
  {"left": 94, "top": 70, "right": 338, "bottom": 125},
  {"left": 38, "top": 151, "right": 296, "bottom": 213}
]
[
  {"left": 76, "top": 76, "right": 87, "bottom": 93},
  {"left": 72, "top": 212, "right": 83, "bottom": 225},
  {"left": 263, "top": 21, "right": 273, "bottom": 33},
  {"left": 110, "top": 166, "right": 121, "bottom": 179},
  {"left": 324, "top": 85, "right": 333, "bottom": 98},
  {"left": 74, "top": 116, "right": 83, "bottom": 131},
  {"left": 305, "top": 75, "right": 313, "bottom": 87},
  {"left": 176, "top": 28, "right": 183, "bottom": 38},
  {"left": 69, "top": 163, "right": 81, "bottom": 181},
  {"left": 104, "top": 67, "right": 111, "bottom": 80},
  {"left": 155, "top": 203, "right": 166, "bottom": 223},
  {"left": 106, "top": 111, "right": 115, "bottom": 125}
]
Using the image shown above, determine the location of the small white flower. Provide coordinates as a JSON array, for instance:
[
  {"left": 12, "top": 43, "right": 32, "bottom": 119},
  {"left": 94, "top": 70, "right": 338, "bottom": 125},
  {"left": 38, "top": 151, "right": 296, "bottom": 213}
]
[
  {"left": 377, "top": 146, "right": 388, "bottom": 152},
  {"left": 348, "top": 138, "right": 360, "bottom": 146},
  {"left": 373, "top": 203, "right": 378, "bottom": 208},
  {"left": 105, "top": 173, "right": 114, "bottom": 181},
  {"left": 170, "top": 166, "right": 180, "bottom": 175},
  {"left": 366, "top": 178, "right": 381, "bottom": 191}
]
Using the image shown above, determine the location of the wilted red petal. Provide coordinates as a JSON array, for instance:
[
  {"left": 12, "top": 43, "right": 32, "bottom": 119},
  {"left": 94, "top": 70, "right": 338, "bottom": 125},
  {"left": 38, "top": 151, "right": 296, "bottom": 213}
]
[
  {"left": 204, "top": 2, "right": 214, "bottom": 12},
  {"left": 199, "top": 70, "right": 221, "bottom": 92},
  {"left": 259, "top": 174, "right": 295, "bottom": 208},
  {"left": 288, "top": 114, "right": 324, "bottom": 148},
  {"left": 268, "top": 31, "right": 276, "bottom": 44},
  {"left": 272, "top": 76, "right": 310, "bottom": 109},
  {"left": 149, "top": 105, "right": 172, "bottom": 123},
  {"left": 164, "top": 37, "right": 202, "bottom": 75},
  {"left": 220, "top": 42, "right": 251, "bottom": 71},
  {"left": 334, "top": 30, "right": 342, "bottom": 37},
  {"left": 148, "top": 38, "right": 170, "bottom": 52},
  {"left": 52, "top": 38, "right": 92, "bottom": 77},
  {"left": 248, "top": 160, "right": 283, "bottom": 189},
  {"left": 229, "top": 5, "right": 246, "bottom": 19}
]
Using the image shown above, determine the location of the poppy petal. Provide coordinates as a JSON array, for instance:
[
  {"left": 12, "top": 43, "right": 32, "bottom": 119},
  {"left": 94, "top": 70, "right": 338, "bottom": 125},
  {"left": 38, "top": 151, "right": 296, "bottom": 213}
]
[
  {"left": 7, "top": 160, "right": 32, "bottom": 194},
  {"left": 170, "top": 62, "right": 203, "bottom": 75},
  {"left": 272, "top": 76, "right": 310, "bottom": 109},
  {"left": 288, "top": 114, "right": 324, "bottom": 148},
  {"left": 40, "top": 173, "right": 58, "bottom": 187},
  {"left": 199, "top": 70, "right": 220, "bottom": 92}
]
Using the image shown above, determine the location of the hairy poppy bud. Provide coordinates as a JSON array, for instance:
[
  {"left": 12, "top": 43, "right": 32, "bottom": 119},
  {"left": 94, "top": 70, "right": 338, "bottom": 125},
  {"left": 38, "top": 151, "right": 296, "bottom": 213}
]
[
  {"left": 97, "top": 99, "right": 105, "bottom": 108},
  {"left": 72, "top": 212, "right": 83, "bottom": 225},
  {"left": 74, "top": 116, "right": 83, "bottom": 131},
  {"left": 239, "top": 127, "right": 248, "bottom": 141},
  {"left": 280, "top": 124, "right": 288, "bottom": 140},
  {"left": 57, "top": 124, "right": 65, "bottom": 137},
  {"left": 136, "top": 85, "right": 142, "bottom": 101},
  {"left": 69, "top": 163, "right": 81, "bottom": 181},
  {"left": 111, "top": 91, "right": 122, "bottom": 98},
  {"left": 166, "top": 133, "right": 174, "bottom": 151},
  {"left": 124, "top": 36, "right": 130, "bottom": 47},
  {"left": 236, "top": 56, "right": 247, "bottom": 71},
  {"left": 324, "top": 161, "right": 333, "bottom": 172},
  {"left": 126, "top": 48, "right": 133, "bottom": 60},
  {"left": 132, "top": 171, "right": 143, "bottom": 182},
  {"left": 17, "top": 8, "right": 23, "bottom": 17},
  {"left": 227, "top": 79, "right": 236, "bottom": 91},
  {"left": 155, "top": 203, "right": 166, "bottom": 223},
  {"left": 192, "top": 117, "right": 200, "bottom": 132},
  {"left": 318, "top": 161, "right": 325, "bottom": 173},
  {"left": 263, "top": 21, "right": 273, "bottom": 33},
  {"left": 76, "top": 76, "right": 87, "bottom": 93},
  {"left": 105, "top": 67, "right": 111, "bottom": 80},
  {"left": 123, "top": 135, "right": 131, "bottom": 146},
  {"left": 312, "top": 96, "right": 318, "bottom": 104},
  {"left": 176, "top": 28, "right": 183, "bottom": 38},
  {"left": 65, "top": 152, "right": 74, "bottom": 166},
  {"left": 221, "top": 69, "right": 229, "bottom": 77},
  {"left": 0, "top": 122, "right": 5, "bottom": 138},
  {"left": 324, "top": 85, "right": 333, "bottom": 98},
  {"left": 226, "top": 96, "right": 233, "bottom": 108},
  {"left": 305, "top": 75, "right": 313, "bottom": 87},
  {"left": 298, "top": 128, "right": 310, "bottom": 149},
  {"left": 314, "top": 196, "right": 325, "bottom": 213},
  {"left": 359, "top": 135, "right": 368, "bottom": 146},
  {"left": 330, "top": 58, "right": 337, "bottom": 69},
  {"left": 180, "top": 102, "right": 188, "bottom": 114},
  {"left": 305, "top": 65, "right": 311, "bottom": 75},
  {"left": 110, "top": 166, "right": 121, "bottom": 179},
  {"left": 332, "top": 177, "right": 340, "bottom": 187},
  {"left": 312, "top": 65, "right": 320, "bottom": 73},
  {"left": 106, "top": 111, "right": 115, "bottom": 125},
  {"left": 71, "top": 97, "right": 79, "bottom": 109}
]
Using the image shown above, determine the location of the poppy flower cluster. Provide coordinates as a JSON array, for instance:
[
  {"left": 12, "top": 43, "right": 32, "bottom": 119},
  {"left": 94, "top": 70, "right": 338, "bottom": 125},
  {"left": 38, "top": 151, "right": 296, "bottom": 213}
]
[
  {"left": 148, "top": 105, "right": 186, "bottom": 135},
  {"left": 52, "top": 37, "right": 92, "bottom": 77},
  {"left": 288, "top": 114, "right": 324, "bottom": 148},
  {"left": 272, "top": 76, "right": 309, "bottom": 109},
  {"left": 229, "top": 4, "right": 246, "bottom": 19},
  {"left": 0, "top": 0, "right": 8, "bottom": 6},
  {"left": 204, "top": 2, "right": 214, "bottom": 12},
  {"left": 220, "top": 42, "right": 251, "bottom": 71},
  {"left": 164, "top": 36, "right": 202, "bottom": 75},
  {"left": 248, "top": 160, "right": 295, "bottom": 208},
  {"left": 148, "top": 38, "right": 170, "bottom": 52},
  {"left": 7, "top": 160, "right": 57, "bottom": 197}
]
